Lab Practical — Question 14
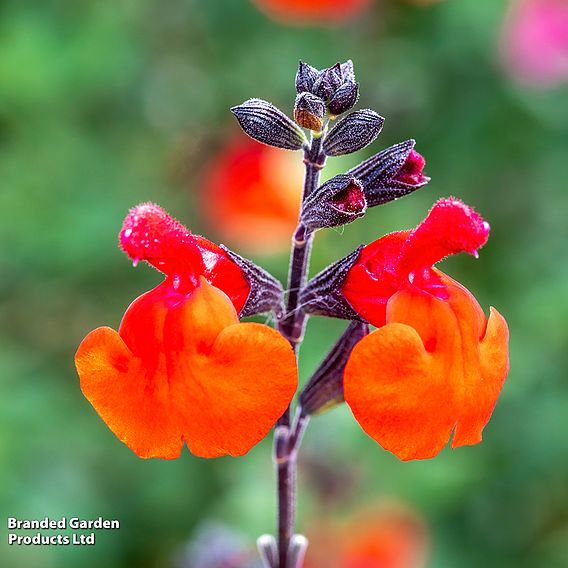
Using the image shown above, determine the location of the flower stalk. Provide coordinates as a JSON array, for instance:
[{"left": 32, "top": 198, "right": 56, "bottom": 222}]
[{"left": 273, "top": 132, "right": 325, "bottom": 568}]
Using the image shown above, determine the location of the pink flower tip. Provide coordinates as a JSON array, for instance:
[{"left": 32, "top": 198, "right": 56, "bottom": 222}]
[{"left": 395, "top": 149, "right": 429, "bottom": 186}]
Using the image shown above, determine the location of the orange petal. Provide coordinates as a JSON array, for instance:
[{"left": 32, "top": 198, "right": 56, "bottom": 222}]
[
  {"left": 452, "top": 306, "right": 510, "bottom": 447},
  {"left": 75, "top": 279, "right": 297, "bottom": 459},
  {"left": 76, "top": 326, "right": 183, "bottom": 459},
  {"left": 345, "top": 279, "right": 509, "bottom": 460}
]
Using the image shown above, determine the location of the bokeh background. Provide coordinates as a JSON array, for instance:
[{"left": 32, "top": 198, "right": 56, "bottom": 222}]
[{"left": 1, "top": 0, "right": 568, "bottom": 567}]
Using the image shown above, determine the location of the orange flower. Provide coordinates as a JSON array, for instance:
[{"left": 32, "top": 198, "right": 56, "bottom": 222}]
[
  {"left": 75, "top": 204, "right": 297, "bottom": 459},
  {"left": 305, "top": 504, "right": 428, "bottom": 568},
  {"left": 343, "top": 199, "right": 510, "bottom": 460},
  {"left": 201, "top": 135, "right": 303, "bottom": 254},
  {"left": 251, "top": 0, "right": 371, "bottom": 26}
]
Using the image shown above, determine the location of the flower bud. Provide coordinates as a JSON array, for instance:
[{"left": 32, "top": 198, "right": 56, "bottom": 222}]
[
  {"left": 323, "top": 109, "right": 384, "bottom": 156},
  {"left": 348, "top": 139, "right": 430, "bottom": 207},
  {"left": 300, "top": 321, "right": 369, "bottom": 415},
  {"left": 312, "top": 63, "right": 343, "bottom": 101},
  {"left": 294, "top": 92, "right": 326, "bottom": 131},
  {"left": 328, "top": 81, "right": 359, "bottom": 116},
  {"left": 301, "top": 175, "right": 367, "bottom": 230},
  {"left": 231, "top": 98, "right": 306, "bottom": 151},
  {"left": 295, "top": 60, "right": 319, "bottom": 94}
]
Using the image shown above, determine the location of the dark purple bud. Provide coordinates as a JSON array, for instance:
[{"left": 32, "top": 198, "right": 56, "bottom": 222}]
[
  {"left": 300, "top": 321, "right": 369, "bottom": 415},
  {"left": 231, "top": 98, "right": 306, "bottom": 151},
  {"left": 394, "top": 149, "right": 429, "bottom": 185},
  {"left": 220, "top": 245, "right": 284, "bottom": 318},
  {"left": 299, "top": 246, "right": 365, "bottom": 321},
  {"left": 323, "top": 109, "right": 384, "bottom": 156},
  {"left": 340, "top": 59, "right": 356, "bottom": 83},
  {"left": 348, "top": 139, "right": 430, "bottom": 207},
  {"left": 328, "top": 81, "right": 359, "bottom": 116},
  {"left": 294, "top": 92, "right": 326, "bottom": 132},
  {"left": 301, "top": 175, "right": 367, "bottom": 230},
  {"left": 312, "top": 63, "right": 343, "bottom": 101},
  {"left": 295, "top": 60, "right": 319, "bottom": 94}
]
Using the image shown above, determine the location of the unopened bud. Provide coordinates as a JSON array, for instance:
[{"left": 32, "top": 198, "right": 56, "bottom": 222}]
[
  {"left": 328, "top": 81, "right": 359, "bottom": 116},
  {"left": 294, "top": 92, "right": 326, "bottom": 132},
  {"left": 301, "top": 175, "right": 367, "bottom": 230},
  {"left": 295, "top": 60, "right": 319, "bottom": 94},
  {"left": 312, "top": 63, "right": 343, "bottom": 101}
]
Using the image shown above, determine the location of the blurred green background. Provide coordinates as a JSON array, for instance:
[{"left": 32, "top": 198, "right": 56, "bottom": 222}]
[{"left": 1, "top": 0, "right": 568, "bottom": 567}]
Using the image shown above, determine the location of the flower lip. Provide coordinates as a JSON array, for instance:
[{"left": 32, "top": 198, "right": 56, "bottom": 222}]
[
  {"left": 398, "top": 198, "right": 490, "bottom": 277},
  {"left": 120, "top": 203, "right": 204, "bottom": 286}
]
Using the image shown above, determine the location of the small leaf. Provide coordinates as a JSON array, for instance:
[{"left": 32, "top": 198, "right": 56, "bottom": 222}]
[
  {"left": 231, "top": 99, "right": 306, "bottom": 150},
  {"left": 323, "top": 110, "right": 384, "bottom": 156}
]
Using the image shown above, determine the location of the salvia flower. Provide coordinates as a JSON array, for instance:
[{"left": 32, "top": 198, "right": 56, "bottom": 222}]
[
  {"left": 342, "top": 198, "right": 510, "bottom": 460},
  {"left": 302, "top": 198, "right": 509, "bottom": 461},
  {"left": 75, "top": 204, "right": 297, "bottom": 459}
]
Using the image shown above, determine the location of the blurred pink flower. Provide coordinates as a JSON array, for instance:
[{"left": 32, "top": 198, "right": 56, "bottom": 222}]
[{"left": 501, "top": 0, "right": 568, "bottom": 88}]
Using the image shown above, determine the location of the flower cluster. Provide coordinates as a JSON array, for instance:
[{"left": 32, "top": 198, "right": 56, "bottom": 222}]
[
  {"left": 75, "top": 58, "right": 510, "bottom": 568},
  {"left": 76, "top": 203, "right": 297, "bottom": 459}
]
